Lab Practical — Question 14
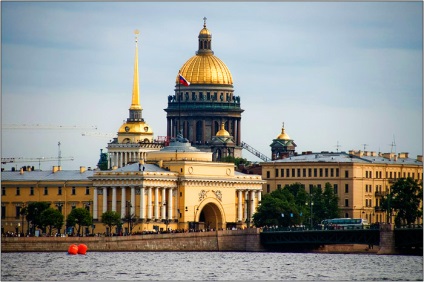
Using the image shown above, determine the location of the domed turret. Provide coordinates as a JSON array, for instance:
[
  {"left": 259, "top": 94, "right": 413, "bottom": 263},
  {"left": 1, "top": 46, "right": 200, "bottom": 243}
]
[
  {"left": 175, "top": 18, "right": 233, "bottom": 85},
  {"left": 270, "top": 123, "right": 297, "bottom": 160},
  {"left": 216, "top": 122, "right": 230, "bottom": 137}
]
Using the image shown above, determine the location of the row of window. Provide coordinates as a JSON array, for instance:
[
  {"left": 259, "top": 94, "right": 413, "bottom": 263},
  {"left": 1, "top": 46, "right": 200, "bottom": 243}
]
[
  {"left": 2, "top": 186, "right": 90, "bottom": 196},
  {"left": 174, "top": 91, "right": 235, "bottom": 103},
  {"left": 268, "top": 168, "right": 420, "bottom": 180},
  {"left": 268, "top": 168, "right": 344, "bottom": 179},
  {"left": 268, "top": 183, "right": 348, "bottom": 195}
]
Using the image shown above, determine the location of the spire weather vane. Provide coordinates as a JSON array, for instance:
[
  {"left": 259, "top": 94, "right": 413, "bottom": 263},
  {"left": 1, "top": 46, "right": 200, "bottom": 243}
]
[{"left": 134, "top": 29, "right": 139, "bottom": 43}]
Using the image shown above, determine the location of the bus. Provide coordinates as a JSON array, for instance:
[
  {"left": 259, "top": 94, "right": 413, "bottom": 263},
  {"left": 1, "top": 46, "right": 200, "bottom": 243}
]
[{"left": 320, "top": 218, "right": 369, "bottom": 230}]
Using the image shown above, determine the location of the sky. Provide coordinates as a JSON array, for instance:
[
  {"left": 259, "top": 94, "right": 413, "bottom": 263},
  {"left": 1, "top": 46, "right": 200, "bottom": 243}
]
[{"left": 1, "top": 1, "right": 423, "bottom": 171}]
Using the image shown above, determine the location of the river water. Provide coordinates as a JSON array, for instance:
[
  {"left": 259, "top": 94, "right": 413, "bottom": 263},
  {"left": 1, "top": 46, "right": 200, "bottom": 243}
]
[{"left": 1, "top": 252, "right": 422, "bottom": 281}]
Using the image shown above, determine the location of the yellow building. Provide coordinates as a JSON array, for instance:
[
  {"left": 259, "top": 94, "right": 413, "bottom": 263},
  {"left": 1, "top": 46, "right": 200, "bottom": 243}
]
[
  {"left": 1, "top": 23, "right": 264, "bottom": 236},
  {"left": 262, "top": 133, "right": 423, "bottom": 224}
]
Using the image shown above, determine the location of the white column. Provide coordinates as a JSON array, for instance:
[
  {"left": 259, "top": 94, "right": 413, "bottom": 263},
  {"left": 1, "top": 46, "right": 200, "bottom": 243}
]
[
  {"left": 102, "top": 187, "right": 108, "bottom": 214},
  {"left": 161, "top": 187, "right": 166, "bottom": 219},
  {"left": 147, "top": 187, "right": 152, "bottom": 220},
  {"left": 121, "top": 187, "right": 126, "bottom": 217},
  {"left": 140, "top": 186, "right": 145, "bottom": 219},
  {"left": 244, "top": 190, "right": 249, "bottom": 221},
  {"left": 154, "top": 187, "right": 159, "bottom": 220},
  {"left": 258, "top": 189, "right": 262, "bottom": 204},
  {"left": 168, "top": 188, "right": 173, "bottom": 220},
  {"left": 250, "top": 190, "right": 255, "bottom": 217},
  {"left": 93, "top": 187, "right": 98, "bottom": 220},
  {"left": 112, "top": 187, "right": 117, "bottom": 212},
  {"left": 131, "top": 186, "right": 135, "bottom": 215},
  {"left": 237, "top": 190, "right": 243, "bottom": 222}
]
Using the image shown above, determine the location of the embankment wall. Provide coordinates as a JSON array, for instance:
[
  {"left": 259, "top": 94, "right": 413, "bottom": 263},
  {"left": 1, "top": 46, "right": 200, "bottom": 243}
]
[{"left": 1, "top": 229, "right": 266, "bottom": 253}]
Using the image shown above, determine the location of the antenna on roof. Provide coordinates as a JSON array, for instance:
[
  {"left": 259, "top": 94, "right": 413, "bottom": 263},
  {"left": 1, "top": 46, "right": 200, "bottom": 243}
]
[
  {"left": 361, "top": 144, "right": 368, "bottom": 151},
  {"left": 335, "top": 141, "right": 341, "bottom": 152},
  {"left": 390, "top": 135, "right": 396, "bottom": 154}
]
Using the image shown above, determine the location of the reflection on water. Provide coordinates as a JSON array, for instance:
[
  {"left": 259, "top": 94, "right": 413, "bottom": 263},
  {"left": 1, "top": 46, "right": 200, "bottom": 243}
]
[{"left": 1, "top": 252, "right": 423, "bottom": 281}]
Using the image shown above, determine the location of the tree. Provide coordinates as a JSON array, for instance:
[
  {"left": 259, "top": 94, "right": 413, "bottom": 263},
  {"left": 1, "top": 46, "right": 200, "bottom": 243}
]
[
  {"left": 253, "top": 186, "right": 302, "bottom": 228},
  {"left": 310, "top": 183, "right": 340, "bottom": 225},
  {"left": 26, "top": 202, "right": 51, "bottom": 233},
  {"left": 381, "top": 177, "right": 423, "bottom": 227},
  {"left": 101, "top": 211, "right": 121, "bottom": 236},
  {"left": 66, "top": 208, "right": 93, "bottom": 236},
  {"left": 40, "top": 208, "right": 64, "bottom": 236},
  {"left": 221, "top": 156, "right": 251, "bottom": 166}
]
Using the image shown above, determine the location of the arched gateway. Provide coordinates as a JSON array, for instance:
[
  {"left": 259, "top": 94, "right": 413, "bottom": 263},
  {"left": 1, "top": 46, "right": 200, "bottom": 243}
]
[{"left": 194, "top": 201, "right": 224, "bottom": 231}]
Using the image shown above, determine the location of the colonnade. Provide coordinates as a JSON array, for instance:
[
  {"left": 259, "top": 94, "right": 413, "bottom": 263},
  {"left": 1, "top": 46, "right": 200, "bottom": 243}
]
[
  {"left": 237, "top": 189, "right": 261, "bottom": 222},
  {"left": 108, "top": 151, "right": 148, "bottom": 168},
  {"left": 92, "top": 186, "right": 176, "bottom": 221}
]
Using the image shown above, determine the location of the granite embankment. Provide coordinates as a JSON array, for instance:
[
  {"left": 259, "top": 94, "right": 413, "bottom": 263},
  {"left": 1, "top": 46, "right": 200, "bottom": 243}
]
[
  {"left": 1, "top": 229, "right": 265, "bottom": 253},
  {"left": 1, "top": 228, "right": 380, "bottom": 254}
]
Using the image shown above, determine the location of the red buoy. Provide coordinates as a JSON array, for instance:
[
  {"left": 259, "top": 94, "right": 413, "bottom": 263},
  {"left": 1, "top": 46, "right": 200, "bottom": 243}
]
[
  {"left": 68, "top": 244, "right": 78, "bottom": 255},
  {"left": 78, "top": 243, "right": 88, "bottom": 255}
]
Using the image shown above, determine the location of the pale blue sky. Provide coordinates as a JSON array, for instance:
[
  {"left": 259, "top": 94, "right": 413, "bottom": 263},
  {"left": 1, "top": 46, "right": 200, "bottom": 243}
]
[{"left": 1, "top": 1, "right": 422, "bottom": 170}]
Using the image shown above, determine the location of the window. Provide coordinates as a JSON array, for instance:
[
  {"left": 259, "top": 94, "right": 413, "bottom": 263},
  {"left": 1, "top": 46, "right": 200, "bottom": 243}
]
[
  {"left": 16, "top": 187, "right": 20, "bottom": 196},
  {"left": 344, "top": 199, "right": 349, "bottom": 207},
  {"left": 308, "top": 168, "right": 312, "bottom": 177},
  {"left": 334, "top": 184, "right": 338, "bottom": 194},
  {"left": 72, "top": 187, "right": 76, "bottom": 195},
  {"left": 275, "top": 169, "right": 279, "bottom": 177},
  {"left": 365, "top": 171, "right": 368, "bottom": 178},
  {"left": 303, "top": 168, "right": 306, "bottom": 177},
  {"left": 292, "top": 169, "right": 295, "bottom": 177},
  {"left": 317, "top": 184, "right": 322, "bottom": 190},
  {"left": 370, "top": 171, "right": 373, "bottom": 178},
  {"left": 390, "top": 172, "right": 392, "bottom": 178},
  {"left": 266, "top": 171, "right": 270, "bottom": 178},
  {"left": 345, "top": 170, "right": 349, "bottom": 178},
  {"left": 345, "top": 184, "right": 349, "bottom": 193},
  {"left": 309, "top": 184, "right": 313, "bottom": 193},
  {"left": 281, "top": 169, "right": 284, "bottom": 177},
  {"left": 2, "top": 187, "right": 5, "bottom": 196},
  {"left": 365, "top": 184, "right": 368, "bottom": 192},
  {"left": 30, "top": 187, "right": 34, "bottom": 196},
  {"left": 1, "top": 206, "right": 5, "bottom": 219},
  {"left": 297, "top": 169, "right": 301, "bottom": 177},
  {"left": 314, "top": 168, "right": 317, "bottom": 177},
  {"left": 369, "top": 185, "right": 372, "bottom": 193},
  {"left": 277, "top": 184, "right": 281, "bottom": 189},
  {"left": 286, "top": 169, "right": 290, "bottom": 177},
  {"left": 319, "top": 168, "right": 323, "bottom": 177},
  {"left": 266, "top": 184, "right": 270, "bottom": 193},
  {"left": 336, "top": 168, "right": 339, "bottom": 177},
  {"left": 58, "top": 186, "right": 62, "bottom": 195},
  {"left": 85, "top": 187, "right": 90, "bottom": 195},
  {"left": 325, "top": 168, "right": 328, "bottom": 177},
  {"left": 44, "top": 187, "right": 48, "bottom": 195},
  {"left": 15, "top": 206, "right": 21, "bottom": 218},
  {"left": 331, "top": 168, "right": 334, "bottom": 177}
]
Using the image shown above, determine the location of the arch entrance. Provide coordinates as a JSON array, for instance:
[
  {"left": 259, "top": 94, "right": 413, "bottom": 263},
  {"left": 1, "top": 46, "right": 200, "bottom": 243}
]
[{"left": 192, "top": 202, "right": 224, "bottom": 231}]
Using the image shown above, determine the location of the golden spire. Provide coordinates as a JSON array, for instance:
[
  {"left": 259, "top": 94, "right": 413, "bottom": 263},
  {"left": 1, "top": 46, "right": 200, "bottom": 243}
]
[
  {"left": 277, "top": 122, "right": 291, "bottom": 140},
  {"left": 130, "top": 29, "right": 141, "bottom": 110}
]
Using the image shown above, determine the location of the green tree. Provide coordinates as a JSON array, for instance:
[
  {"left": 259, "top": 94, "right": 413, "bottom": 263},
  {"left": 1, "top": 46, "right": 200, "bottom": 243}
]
[
  {"left": 102, "top": 211, "right": 122, "bottom": 236},
  {"left": 310, "top": 183, "right": 340, "bottom": 226},
  {"left": 221, "top": 156, "right": 251, "bottom": 166},
  {"left": 66, "top": 208, "right": 93, "bottom": 236},
  {"left": 26, "top": 202, "right": 51, "bottom": 233},
  {"left": 40, "top": 208, "right": 64, "bottom": 236},
  {"left": 253, "top": 186, "right": 302, "bottom": 228},
  {"left": 381, "top": 177, "right": 423, "bottom": 227}
]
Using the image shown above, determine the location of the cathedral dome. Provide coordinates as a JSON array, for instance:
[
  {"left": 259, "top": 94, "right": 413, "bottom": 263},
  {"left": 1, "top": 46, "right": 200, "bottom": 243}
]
[
  {"left": 276, "top": 127, "right": 291, "bottom": 140},
  {"left": 175, "top": 20, "right": 233, "bottom": 85}
]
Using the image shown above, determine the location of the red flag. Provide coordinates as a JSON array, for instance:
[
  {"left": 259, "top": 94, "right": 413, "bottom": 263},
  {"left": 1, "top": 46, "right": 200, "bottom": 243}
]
[{"left": 179, "top": 74, "right": 190, "bottom": 86}]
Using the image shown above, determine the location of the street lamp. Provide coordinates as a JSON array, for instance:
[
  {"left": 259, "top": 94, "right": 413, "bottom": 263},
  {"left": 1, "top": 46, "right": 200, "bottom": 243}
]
[{"left": 305, "top": 198, "right": 314, "bottom": 229}]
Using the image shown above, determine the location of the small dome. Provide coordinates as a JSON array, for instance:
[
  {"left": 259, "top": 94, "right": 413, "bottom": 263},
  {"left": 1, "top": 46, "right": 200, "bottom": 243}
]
[
  {"left": 216, "top": 122, "right": 230, "bottom": 137},
  {"left": 277, "top": 127, "right": 291, "bottom": 140},
  {"left": 199, "top": 27, "right": 211, "bottom": 36},
  {"left": 118, "top": 122, "right": 153, "bottom": 134}
]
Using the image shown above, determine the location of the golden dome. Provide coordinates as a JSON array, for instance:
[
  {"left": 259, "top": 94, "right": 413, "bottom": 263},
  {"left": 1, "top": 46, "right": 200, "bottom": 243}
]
[
  {"left": 216, "top": 122, "right": 230, "bottom": 137},
  {"left": 177, "top": 55, "right": 233, "bottom": 85},
  {"left": 175, "top": 20, "right": 233, "bottom": 85},
  {"left": 277, "top": 127, "right": 291, "bottom": 140},
  {"left": 118, "top": 122, "right": 153, "bottom": 134}
]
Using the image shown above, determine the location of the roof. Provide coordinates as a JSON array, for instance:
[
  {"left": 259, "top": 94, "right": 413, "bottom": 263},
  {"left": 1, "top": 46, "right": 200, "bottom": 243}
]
[
  {"left": 113, "top": 163, "right": 169, "bottom": 173},
  {"left": 269, "top": 152, "right": 423, "bottom": 165},
  {"left": 1, "top": 170, "right": 95, "bottom": 181}
]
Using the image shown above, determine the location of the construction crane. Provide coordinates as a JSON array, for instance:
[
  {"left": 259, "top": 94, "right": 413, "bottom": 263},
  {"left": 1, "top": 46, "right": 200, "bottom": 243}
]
[
  {"left": 240, "top": 141, "right": 271, "bottom": 162},
  {"left": 3, "top": 124, "right": 97, "bottom": 130},
  {"left": 1, "top": 156, "right": 74, "bottom": 170}
]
